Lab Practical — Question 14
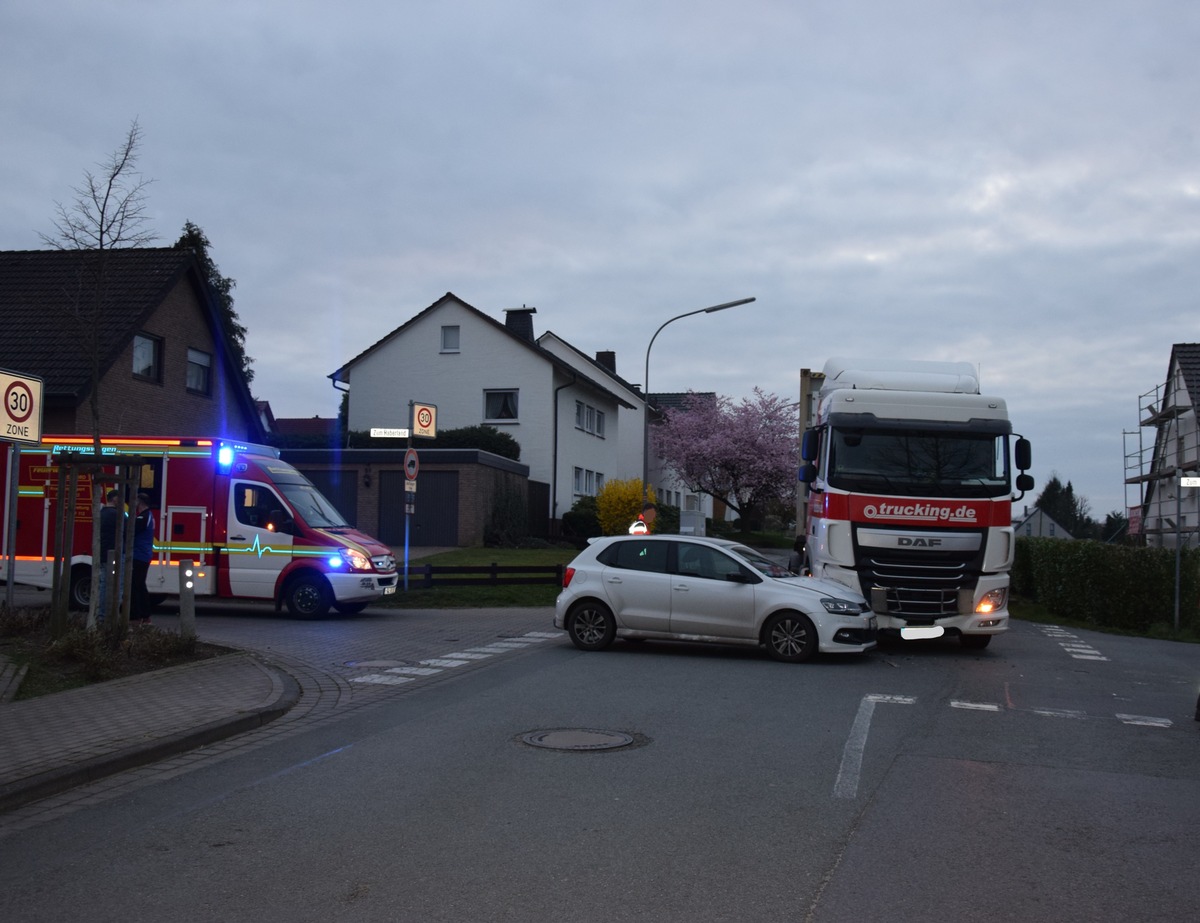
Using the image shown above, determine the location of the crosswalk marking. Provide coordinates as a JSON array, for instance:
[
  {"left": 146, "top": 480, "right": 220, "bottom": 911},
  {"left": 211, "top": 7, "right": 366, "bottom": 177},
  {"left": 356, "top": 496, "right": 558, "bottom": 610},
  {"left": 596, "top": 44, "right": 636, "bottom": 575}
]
[
  {"left": 350, "top": 632, "right": 561, "bottom": 686},
  {"left": 951, "top": 701, "right": 1002, "bottom": 711}
]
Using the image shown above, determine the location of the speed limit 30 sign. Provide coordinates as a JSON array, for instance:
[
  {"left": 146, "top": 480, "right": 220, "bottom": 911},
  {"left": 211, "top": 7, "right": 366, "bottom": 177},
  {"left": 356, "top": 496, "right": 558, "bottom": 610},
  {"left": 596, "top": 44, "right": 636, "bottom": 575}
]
[{"left": 0, "top": 369, "right": 43, "bottom": 445}]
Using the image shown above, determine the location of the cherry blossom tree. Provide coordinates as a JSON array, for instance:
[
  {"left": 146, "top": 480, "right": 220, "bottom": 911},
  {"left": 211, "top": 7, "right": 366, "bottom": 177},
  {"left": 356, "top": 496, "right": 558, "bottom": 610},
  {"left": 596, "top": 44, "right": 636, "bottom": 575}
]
[{"left": 653, "top": 388, "right": 798, "bottom": 526}]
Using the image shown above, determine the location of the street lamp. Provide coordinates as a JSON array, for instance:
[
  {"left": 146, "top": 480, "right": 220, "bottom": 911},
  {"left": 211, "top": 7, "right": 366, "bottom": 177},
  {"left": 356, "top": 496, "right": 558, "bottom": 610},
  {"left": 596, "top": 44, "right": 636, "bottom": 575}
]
[{"left": 642, "top": 297, "right": 756, "bottom": 502}]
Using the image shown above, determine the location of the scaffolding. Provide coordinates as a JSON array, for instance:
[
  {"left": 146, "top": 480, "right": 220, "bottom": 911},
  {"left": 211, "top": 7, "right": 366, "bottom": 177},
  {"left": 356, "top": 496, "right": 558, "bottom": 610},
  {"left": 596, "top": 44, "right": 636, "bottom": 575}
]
[{"left": 1124, "top": 365, "right": 1200, "bottom": 549}]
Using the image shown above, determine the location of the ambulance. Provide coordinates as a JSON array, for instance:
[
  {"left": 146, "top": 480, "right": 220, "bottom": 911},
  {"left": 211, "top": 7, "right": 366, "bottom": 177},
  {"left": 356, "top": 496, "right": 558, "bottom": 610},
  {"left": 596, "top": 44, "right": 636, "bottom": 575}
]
[{"left": 1, "top": 436, "right": 398, "bottom": 617}]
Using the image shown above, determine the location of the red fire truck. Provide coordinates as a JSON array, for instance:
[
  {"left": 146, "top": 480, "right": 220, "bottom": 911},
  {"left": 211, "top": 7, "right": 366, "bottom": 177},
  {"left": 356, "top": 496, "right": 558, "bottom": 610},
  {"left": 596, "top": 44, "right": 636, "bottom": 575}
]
[{"left": 1, "top": 436, "right": 398, "bottom": 617}]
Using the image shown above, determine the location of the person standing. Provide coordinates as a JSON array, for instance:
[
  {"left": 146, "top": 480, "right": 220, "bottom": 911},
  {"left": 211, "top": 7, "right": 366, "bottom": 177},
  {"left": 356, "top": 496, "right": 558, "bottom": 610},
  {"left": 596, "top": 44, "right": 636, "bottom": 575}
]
[
  {"left": 628, "top": 502, "right": 657, "bottom": 534},
  {"left": 96, "top": 489, "right": 123, "bottom": 623},
  {"left": 131, "top": 492, "right": 155, "bottom": 624}
]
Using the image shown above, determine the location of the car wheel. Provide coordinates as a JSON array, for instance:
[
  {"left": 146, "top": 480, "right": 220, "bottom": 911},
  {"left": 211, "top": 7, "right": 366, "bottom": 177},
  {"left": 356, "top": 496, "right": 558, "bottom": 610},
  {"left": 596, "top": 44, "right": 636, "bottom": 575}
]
[
  {"left": 69, "top": 566, "right": 91, "bottom": 610},
  {"left": 763, "top": 611, "right": 817, "bottom": 663},
  {"left": 567, "top": 600, "right": 616, "bottom": 652},
  {"left": 960, "top": 634, "right": 992, "bottom": 650},
  {"left": 285, "top": 574, "right": 332, "bottom": 619},
  {"left": 333, "top": 601, "right": 369, "bottom": 615}
]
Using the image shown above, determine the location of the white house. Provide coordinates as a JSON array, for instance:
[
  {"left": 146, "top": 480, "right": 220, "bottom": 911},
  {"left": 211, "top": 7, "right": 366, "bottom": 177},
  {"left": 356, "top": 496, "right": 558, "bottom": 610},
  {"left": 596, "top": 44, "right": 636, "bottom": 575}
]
[
  {"left": 1128, "top": 342, "right": 1200, "bottom": 549},
  {"left": 1013, "top": 507, "right": 1074, "bottom": 540},
  {"left": 329, "top": 293, "right": 639, "bottom": 522}
]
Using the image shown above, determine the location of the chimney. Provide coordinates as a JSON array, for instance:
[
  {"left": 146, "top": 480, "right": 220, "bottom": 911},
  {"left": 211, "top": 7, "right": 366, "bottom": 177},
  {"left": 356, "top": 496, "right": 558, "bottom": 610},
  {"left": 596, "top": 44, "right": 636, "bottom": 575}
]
[
  {"left": 595, "top": 350, "right": 617, "bottom": 374},
  {"left": 504, "top": 305, "right": 537, "bottom": 341}
]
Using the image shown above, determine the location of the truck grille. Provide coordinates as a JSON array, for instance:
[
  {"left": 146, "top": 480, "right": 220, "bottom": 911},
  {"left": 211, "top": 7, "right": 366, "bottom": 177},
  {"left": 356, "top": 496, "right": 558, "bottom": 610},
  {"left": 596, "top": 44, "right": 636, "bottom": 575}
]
[{"left": 858, "top": 549, "right": 978, "bottom": 622}]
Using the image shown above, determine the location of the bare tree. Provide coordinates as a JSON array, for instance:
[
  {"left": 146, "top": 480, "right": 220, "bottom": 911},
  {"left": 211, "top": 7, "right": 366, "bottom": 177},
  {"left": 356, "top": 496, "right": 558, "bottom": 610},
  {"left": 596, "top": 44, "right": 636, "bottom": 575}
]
[{"left": 40, "top": 120, "right": 156, "bottom": 637}]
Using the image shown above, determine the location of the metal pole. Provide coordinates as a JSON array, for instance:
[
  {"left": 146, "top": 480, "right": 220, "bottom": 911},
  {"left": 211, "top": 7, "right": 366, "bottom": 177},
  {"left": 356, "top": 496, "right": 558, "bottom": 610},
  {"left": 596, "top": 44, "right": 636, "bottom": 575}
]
[{"left": 641, "top": 298, "right": 756, "bottom": 502}]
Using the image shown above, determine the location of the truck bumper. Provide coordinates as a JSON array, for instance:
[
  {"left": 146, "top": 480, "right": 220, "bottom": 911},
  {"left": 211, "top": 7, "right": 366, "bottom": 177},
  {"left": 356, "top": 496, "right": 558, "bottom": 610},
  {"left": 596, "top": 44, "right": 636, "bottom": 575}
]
[{"left": 875, "top": 610, "right": 1009, "bottom": 640}]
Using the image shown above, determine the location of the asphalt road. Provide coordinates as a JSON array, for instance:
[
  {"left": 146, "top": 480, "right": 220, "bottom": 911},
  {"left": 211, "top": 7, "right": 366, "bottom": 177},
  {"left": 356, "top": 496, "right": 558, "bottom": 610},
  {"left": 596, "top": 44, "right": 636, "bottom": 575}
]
[{"left": 1, "top": 603, "right": 1197, "bottom": 922}]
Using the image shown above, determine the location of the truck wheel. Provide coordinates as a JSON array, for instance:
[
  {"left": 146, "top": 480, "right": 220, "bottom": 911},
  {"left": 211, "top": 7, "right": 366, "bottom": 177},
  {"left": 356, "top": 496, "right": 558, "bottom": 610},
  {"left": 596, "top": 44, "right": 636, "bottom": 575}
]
[
  {"left": 69, "top": 566, "right": 91, "bottom": 610},
  {"left": 960, "top": 634, "right": 992, "bottom": 650},
  {"left": 763, "top": 611, "right": 817, "bottom": 663},
  {"left": 285, "top": 574, "right": 332, "bottom": 619}
]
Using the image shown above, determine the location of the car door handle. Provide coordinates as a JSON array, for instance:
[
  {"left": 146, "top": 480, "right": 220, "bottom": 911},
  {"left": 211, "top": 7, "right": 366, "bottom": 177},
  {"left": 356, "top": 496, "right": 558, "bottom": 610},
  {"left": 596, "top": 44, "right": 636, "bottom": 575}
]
[
  {"left": 673, "top": 583, "right": 690, "bottom": 591},
  {"left": 230, "top": 534, "right": 247, "bottom": 541}
]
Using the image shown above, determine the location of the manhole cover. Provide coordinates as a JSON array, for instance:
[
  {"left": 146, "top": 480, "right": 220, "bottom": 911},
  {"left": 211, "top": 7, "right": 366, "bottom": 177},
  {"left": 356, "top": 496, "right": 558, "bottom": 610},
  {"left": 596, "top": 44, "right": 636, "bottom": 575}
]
[{"left": 520, "top": 729, "right": 639, "bottom": 751}]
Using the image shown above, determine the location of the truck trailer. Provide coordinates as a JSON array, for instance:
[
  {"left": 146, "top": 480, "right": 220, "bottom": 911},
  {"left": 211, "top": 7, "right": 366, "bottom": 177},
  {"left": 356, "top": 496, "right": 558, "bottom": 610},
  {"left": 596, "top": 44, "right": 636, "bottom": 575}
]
[
  {"left": 1, "top": 436, "right": 398, "bottom": 617},
  {"left": 799, "top": 359, "right": 1033, "bottom": 648}
]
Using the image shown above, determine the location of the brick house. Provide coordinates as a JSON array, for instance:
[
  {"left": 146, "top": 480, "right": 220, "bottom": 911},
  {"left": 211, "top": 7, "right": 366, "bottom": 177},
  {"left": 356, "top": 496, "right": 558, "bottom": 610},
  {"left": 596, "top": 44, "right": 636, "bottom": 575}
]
[{"left": 0, "top": 248, "right": 262, "bottom": 440}]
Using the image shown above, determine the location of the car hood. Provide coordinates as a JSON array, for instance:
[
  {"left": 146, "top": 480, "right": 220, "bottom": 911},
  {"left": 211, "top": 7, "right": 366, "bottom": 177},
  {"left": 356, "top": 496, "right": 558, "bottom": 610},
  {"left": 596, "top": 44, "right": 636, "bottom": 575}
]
[{"left": 772, "top": 574, "right": 866, "bottom": 602}]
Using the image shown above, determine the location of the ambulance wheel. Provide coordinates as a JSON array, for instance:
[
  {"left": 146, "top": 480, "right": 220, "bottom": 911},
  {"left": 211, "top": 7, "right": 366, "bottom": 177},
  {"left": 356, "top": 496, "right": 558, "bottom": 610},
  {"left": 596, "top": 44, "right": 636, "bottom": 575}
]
[
  {"left": 284, "top": 574, "right": 332, "bottom": 619},
  {"left": 333, "top": 601, "right": 369, "bottom": 615},
  {"left": 69, "top": 566, "right": 91, "bottom": 610}
]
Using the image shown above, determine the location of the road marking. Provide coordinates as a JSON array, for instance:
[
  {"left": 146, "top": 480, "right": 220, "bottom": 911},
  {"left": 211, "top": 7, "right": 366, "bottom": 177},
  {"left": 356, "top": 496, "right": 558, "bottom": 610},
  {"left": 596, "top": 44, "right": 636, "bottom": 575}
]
[
  {"left": 951, "top": 701, "right": 1002, "bottom": 711},
  {"left": 350, "top": 674, "right": 415, "bottom": 686},
  {"left": 1032, "top": 707, "right": 1087, "bottom": 719},
  {"left": 835, "top": 694, "right": 916, "bottom": 799},
  {"left": 349, "top": 632, "right": 555, "bottom": 686},
  {"left": 1117, "top": 714, "right": 1174, "bottom": 728}
]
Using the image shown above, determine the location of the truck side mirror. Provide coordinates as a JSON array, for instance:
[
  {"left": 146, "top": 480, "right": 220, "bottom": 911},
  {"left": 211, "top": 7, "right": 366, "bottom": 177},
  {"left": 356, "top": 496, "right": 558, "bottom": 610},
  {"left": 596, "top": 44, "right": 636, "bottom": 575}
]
[
  {"left": 799, "top": 463, "right": 817, "bottom": 485},
  {"left": 1015, "top": 437, "right": 1032, "bottom": 471},
  {"left": 801, "top": 429, "right": 819, "bottom": 462},
  {"left": 1016, "top": 473, "right": 1034, "bottom": 492}
]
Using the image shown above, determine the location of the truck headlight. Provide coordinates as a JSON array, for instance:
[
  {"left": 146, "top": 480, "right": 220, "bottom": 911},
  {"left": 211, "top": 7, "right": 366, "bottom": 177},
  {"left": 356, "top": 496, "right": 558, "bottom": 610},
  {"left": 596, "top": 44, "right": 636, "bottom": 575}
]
[
  {"left": 975, "top": 588, "right": 1007, "bottom": 614},
  {"left": 821, "top": 597, "right": 865, "bottom": 615}
]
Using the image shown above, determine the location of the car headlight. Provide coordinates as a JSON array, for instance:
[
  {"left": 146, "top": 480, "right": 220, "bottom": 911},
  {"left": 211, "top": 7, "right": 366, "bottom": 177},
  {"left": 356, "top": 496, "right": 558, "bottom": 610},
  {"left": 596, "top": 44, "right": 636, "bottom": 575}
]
[{"left": 821, "top": 597, "right": 864, "bottom": 615}]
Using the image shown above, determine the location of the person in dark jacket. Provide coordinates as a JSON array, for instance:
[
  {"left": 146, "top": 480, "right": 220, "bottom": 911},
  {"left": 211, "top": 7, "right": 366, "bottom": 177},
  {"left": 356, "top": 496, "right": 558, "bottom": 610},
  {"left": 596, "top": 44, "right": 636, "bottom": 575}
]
[
  {"left": 96, "top": 489, "right": 123, "bottom": 622},
  {"left": 131, "top": 492, "right": 155, "bottom": 623}
]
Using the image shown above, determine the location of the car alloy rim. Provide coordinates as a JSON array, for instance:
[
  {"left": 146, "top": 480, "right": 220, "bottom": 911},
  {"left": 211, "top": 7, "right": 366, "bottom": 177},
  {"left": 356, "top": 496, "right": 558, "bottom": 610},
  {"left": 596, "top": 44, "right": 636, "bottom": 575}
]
[
  {"left": 772, "top": 618, "right": 809, "bottom": 657},
  {"left": 575, "top": 608, "right": 606, "bottom": 644}
]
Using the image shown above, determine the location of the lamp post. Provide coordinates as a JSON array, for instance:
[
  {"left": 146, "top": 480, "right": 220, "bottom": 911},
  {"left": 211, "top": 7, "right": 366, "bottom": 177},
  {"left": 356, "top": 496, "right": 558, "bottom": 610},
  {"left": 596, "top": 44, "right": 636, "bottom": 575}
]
[{"left": 642, "top": 297, "right": 756, "bottom": 502}]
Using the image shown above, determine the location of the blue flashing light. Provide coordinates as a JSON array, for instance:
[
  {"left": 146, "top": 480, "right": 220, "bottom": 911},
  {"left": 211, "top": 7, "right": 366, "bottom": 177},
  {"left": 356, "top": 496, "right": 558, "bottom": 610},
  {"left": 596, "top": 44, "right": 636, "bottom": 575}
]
[
  {"left": 217, "top": 444, "right": 235, "bottom": 472},
  {"left": 328, "top": 554, "right": 345, "bottom": 569}
]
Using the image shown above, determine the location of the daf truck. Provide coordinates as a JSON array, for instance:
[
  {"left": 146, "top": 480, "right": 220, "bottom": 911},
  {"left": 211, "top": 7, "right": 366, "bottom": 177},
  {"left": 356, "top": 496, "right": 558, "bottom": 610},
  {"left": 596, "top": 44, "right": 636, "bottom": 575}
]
[{"left": 799, "top": 359, "right": 1033, "bottom": 648}]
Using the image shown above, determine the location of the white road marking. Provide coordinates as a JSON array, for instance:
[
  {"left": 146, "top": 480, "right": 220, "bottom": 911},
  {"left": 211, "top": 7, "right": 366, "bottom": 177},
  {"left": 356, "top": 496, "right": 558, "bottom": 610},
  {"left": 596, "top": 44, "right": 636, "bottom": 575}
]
[
  {"left": 422, "top": 658, "right": 470, "bottom": 667},
  {"left": 951, "top": 701, "right": 1002, "bottom": 711},
  {"left": 385, "top": 666, "right": 442, "bottom": 676},
  {"left": 350, "top": 674, "right": 415, "bottom": 686},
  {"left": 835, "top": 694, "right": 916, "bottom": 799},
  {"left": 440, "top": 652, "right": 492, "bottom": 660},
  {"left": 1032, "top": 707, "right": 1087, "bottom": 719},
  {"left": 1117, "top": 714, "right": 1174, "bottom": 728}
]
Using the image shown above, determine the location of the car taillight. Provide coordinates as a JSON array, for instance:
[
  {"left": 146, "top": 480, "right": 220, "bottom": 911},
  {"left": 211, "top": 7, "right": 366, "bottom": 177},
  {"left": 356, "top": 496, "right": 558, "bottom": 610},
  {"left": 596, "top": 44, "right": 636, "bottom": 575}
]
[{"left": 562, "top": 566, "right": 576, "bottom": 588}]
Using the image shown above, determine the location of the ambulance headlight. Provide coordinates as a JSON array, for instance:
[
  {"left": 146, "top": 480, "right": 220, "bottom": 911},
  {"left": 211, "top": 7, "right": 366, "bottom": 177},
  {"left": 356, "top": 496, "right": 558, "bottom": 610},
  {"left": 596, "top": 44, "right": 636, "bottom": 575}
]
[{"left": 337, "top": 548, "right": 371, "bottom": 571}]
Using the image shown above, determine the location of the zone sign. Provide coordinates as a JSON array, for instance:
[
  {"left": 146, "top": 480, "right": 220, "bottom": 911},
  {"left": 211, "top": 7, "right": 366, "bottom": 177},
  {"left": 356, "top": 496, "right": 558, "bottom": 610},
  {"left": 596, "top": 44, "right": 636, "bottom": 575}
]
[{"left": 0, "top": 369, "right": 43, "bottom": 445}]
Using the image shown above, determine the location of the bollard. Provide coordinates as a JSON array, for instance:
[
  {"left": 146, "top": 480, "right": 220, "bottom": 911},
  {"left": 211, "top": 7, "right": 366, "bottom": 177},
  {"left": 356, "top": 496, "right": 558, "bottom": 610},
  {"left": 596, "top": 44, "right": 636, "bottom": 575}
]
[{"left": 178, "top": 559, "right": 197, "bottom": 640}]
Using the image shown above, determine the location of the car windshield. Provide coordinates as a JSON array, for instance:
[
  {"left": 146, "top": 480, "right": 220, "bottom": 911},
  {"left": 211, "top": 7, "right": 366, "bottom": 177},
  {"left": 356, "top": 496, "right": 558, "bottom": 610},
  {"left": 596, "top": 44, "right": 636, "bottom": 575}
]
[{"left": 727, "top": 544, "right": 792, "bottom": 578}]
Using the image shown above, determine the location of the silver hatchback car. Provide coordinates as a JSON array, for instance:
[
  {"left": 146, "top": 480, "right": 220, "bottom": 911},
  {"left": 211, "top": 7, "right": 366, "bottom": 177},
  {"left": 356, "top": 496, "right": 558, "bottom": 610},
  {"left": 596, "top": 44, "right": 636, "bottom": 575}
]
[{"left": 554, "top": 534, "right": 877, "bottom": 663}]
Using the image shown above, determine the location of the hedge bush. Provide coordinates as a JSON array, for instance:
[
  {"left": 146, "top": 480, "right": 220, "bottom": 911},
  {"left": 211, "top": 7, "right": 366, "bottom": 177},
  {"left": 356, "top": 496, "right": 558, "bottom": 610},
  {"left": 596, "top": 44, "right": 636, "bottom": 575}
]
[{"left": 1014, "top": 537, "right": 1200, "bottom": 633}]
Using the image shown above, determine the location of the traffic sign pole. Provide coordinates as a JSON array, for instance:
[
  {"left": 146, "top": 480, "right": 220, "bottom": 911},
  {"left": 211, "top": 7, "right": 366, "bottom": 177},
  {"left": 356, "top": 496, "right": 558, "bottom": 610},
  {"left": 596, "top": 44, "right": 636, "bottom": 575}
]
[{"left": 1, "top": 369, "right": 43, "bottom": 609}]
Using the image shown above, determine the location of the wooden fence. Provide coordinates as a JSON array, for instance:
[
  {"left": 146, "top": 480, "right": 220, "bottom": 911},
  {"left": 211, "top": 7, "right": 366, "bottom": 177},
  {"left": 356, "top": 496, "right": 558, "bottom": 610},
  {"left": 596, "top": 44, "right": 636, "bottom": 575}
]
[{"left": 406, "top": 563, "right": 566, "bottom": 589}]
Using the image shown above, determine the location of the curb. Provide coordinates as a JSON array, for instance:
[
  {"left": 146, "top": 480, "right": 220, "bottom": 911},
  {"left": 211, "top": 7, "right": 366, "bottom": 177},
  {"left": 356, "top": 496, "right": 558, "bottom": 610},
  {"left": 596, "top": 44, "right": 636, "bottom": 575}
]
[{"left": 0, "top": 660, "right": 301, "bottom": 813}]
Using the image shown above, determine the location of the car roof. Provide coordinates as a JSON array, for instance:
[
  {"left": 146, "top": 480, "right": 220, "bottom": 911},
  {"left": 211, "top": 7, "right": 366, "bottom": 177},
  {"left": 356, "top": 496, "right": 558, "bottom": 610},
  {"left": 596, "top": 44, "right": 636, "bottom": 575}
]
[{"left": 592, "top": 534, "right": 742, "bottom": 550}]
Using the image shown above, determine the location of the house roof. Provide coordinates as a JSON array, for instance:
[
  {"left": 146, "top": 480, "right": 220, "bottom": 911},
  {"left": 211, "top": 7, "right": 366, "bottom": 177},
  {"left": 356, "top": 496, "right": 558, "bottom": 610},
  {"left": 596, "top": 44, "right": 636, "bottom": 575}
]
[
  {"left": 330, "top": 292, "right": 637, "bottom": 410},
  {"left": 1, "top": 248, "right": 196, "bottom": 399},
  {"left": 0, "top": 247, "right": 261, "bottom": 435},
  {"left": 1171, "top": 343, "right": 1200, "bottom": 406}
]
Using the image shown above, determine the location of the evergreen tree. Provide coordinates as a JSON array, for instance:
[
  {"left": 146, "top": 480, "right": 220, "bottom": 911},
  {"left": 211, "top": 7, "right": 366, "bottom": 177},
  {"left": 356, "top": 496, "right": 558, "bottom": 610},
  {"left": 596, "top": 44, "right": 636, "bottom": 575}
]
[{"left": 174, "top": 222, "right": 254, "bottom": 387}]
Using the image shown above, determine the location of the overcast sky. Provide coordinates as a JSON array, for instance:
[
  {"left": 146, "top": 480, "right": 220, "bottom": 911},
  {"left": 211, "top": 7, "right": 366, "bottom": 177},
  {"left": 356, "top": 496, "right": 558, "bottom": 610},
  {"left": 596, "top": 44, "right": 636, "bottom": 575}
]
[{"left": 3, "top": 1, "right": 1197, "bottom": 519}]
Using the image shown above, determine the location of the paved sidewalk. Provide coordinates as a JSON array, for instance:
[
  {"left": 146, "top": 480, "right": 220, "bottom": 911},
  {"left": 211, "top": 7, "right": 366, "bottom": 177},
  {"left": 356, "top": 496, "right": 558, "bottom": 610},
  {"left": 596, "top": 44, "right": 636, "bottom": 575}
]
[{"left": 0, "top": 651, "right": 299, "bottom": 812}]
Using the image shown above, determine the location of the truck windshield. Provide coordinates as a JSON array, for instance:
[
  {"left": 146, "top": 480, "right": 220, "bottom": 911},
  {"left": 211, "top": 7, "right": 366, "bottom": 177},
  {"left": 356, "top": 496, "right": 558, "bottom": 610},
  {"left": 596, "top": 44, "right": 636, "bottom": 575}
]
[
  {"left": 276, "top": 481, "right": 352, "bottom": 528},
  {"left": 827, "top": 428, "right": 1010, "bottom": 498}
]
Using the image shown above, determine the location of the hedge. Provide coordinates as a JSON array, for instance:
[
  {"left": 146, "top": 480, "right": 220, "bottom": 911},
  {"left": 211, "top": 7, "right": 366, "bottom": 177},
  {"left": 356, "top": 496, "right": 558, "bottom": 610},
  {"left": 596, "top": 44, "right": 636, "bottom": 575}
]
[{"left": 1012, "top": 538, "right": 1200, "bottom": 633}]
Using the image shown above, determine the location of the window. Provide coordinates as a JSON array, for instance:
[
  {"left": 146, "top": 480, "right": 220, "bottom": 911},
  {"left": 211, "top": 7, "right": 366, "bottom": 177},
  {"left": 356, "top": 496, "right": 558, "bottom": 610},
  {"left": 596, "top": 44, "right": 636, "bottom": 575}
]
[
  {"left": 132, "top": 334, "right": 162, "bottom": 382},
  {"left": 484, "top": 389, "right": 519, "bottom": 422},
  {"left": 573, "top": 466, "right": 604, "bottom": 497},
  {"left": 186, "top": 348, "right": 212, "bottom": 395},
  {"left": 441, "top": 325, "right": 460, "bottom": 352},
  {"left": 598, "top": 539, "right": 668, "bottom": 574},
  {"left": 574, "top": 400, "right": 606, "bottom": 437}
]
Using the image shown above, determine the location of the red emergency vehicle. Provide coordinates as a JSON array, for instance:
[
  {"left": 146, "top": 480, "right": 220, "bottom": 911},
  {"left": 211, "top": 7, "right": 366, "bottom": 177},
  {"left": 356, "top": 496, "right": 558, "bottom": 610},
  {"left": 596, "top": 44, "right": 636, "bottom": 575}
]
[{"left": 1, "top": 436, "right": 398, "bottom": 617}]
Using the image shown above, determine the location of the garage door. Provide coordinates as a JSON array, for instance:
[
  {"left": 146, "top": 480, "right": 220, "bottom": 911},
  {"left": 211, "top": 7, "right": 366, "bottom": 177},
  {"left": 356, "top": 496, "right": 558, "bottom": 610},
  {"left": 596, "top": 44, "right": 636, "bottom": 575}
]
[{"left": 379, "top": 469, "right": 459, "bottom": 546}]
